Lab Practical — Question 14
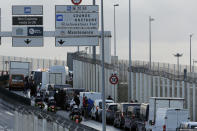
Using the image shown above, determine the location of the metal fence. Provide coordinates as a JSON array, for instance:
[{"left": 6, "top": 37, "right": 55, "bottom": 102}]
[{"left": 0, "top": 55, "right": 67, "bottom": 72}]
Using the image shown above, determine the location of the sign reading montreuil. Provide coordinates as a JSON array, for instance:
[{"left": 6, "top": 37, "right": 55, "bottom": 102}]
[
  {"left": 12, "top": 5, "right": 43, "bottom": 47},
  {"left": 55, "top": 5, "right": 99, "bottom": 46}
]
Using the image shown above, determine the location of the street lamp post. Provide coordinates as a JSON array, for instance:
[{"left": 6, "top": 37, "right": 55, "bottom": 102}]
[
  {"left": 114, "top": 4, "right": 119, "bottom": 56},
  {"left": 190, "top": 34, "right": 193, "bottom": 72},
  {"left": 128, "top": 0, "right": 132, "bottom": 102},
  {"left": 101, "top": 0, "right": 106, "bottom": 131},
  {"left": 174, "top": 53, "right": 183, "bottom": 77},
  {"left": 149, "top": 16, "right": 154, "bottom": 69}
]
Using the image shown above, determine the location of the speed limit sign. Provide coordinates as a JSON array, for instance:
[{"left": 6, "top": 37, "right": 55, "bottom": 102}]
[
  {"left": 109, "top": 74, "right": 119, "bottom": 85},
  {"left": 71, "top": 0, "right": 82, "bottom": 5}
]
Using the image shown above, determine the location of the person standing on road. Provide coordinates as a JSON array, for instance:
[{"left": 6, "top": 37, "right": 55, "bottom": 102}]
[{"left": 83, "top": 96, "right": 88, "bottom": 119}]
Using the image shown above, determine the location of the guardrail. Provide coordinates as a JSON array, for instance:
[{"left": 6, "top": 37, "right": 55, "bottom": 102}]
[{"left": 0, "top": 86, "right": 98, "bottom": 131}]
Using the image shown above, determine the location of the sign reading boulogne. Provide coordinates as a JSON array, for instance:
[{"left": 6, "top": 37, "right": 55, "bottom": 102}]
[{"left": 12, "top": 16, "right": 43, "bottom": 25}]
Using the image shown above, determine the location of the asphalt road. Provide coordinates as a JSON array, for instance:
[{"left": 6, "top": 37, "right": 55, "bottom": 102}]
[
  {"left": 9, "top": 90, "right": 123, "bottom": 131},
  {"left": 0, "top": 100, "right": 14, "bottom": 131}
]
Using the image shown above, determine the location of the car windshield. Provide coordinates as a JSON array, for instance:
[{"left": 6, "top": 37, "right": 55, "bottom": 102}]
[
  {"left": 99, "top": 101, "right": 113, "bottom": 109},
  {"left": 108, "top": 105, "right": 118, "bottom": 111},
  {"left": 12, "top": 75, "right": 23, "bottom": 80},
  {"left": 123, "top": 104, "right": 133, "bottom": 112}
]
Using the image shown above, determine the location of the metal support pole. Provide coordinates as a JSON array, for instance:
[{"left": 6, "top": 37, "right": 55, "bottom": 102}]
[
  {"left": 190, "top": 34, "right": 193, "bottom": 72},
  {"left": 101, "top": 0, "right": 106, "bottom": 130},
  {"left": 128, "top": 0, "right": 132, "bottom": 102},
  {"left": 92, "top": 0, "right": 96, "bottom": 60}
]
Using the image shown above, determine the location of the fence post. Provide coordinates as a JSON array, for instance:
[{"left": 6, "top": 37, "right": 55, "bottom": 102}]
[
  {"left": 33, "top": 115, "right": 38, "bottom": 131},
  {"left": 153, "top": 76, "right": 156, "bottom": 97},
  {"left": 136, "top": 73, "right": 139, "bottom": 101},
  {"left": 144, "top": 74, "right": 147, "bottom": 103},
  {"left": 148, "top": 75, "right": 152, "bottom": 98},
  {"left": 42, "top": 119, "right": 47, "bottom": 131},
  {"left": 177, "top": 81, "right": 180, "bottom": 97},
  {"left": 193, "top": 83, "right": 196, "bottom": 121},
  {"left": 167, "top": 79, "right": 170, "bottom": 97},
  {"left": 14, "top": 111, "right": 19, "bottom": 131},
  {"left": 172, "top": 80, "right": 175, "bottom": 97},
  {"left": 157, "top": 76, "right": 160, "bottom": 97},
  {"left": 182, "top": 81, "right": 185, "bottom": 99},
  {"left": 53, "top": 122, "right": 58, "bottom": 131},
  {"left": 187, "top": 83, "right": 190, "bottom": 110},
  {"left": 140, "top": 73, "right": 143, "bottom": 102},
  {"left": 162, "top": 78, "right": 165, "bottom": 97}
]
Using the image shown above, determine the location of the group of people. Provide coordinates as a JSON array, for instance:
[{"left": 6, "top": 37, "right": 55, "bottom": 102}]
[{"left": 24, "top": 76, "right": 37, "bottom": 97}]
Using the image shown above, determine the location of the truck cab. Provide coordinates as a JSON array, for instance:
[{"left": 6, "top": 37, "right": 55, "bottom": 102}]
[{"left": 9, "top": 74, "right": 25, "bottom": 90}]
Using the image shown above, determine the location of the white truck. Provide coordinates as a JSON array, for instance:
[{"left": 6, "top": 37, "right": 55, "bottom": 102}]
[
  {"left": 40, "top": 66, "right": 67, "bottom": 89},
  {"left": 137, "top": 97, "right": 185, "bottom": 131},
  {"left": 9, "top": 61, "right": 30, "bottom": 77},
  {"left": 152, "top": 108, "right": 190, "bottom": 131}
]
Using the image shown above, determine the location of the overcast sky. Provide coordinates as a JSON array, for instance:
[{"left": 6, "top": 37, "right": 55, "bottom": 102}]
[{"left": 0, "top": 0, "right": 197, "bottom": 65}]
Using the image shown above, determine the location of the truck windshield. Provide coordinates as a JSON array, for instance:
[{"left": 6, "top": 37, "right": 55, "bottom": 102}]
[{"left": 12, "top": 75, "right": 23, "bottom": 80}]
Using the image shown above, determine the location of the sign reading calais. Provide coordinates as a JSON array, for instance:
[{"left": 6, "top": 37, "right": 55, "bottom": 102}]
[{"left": 55, "top": 5, "right": 99, "bottom": 46}]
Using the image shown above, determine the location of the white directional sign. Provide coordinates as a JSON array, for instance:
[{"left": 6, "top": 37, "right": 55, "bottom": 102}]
[
  {"left": 12, "top": 5, "right": 43, "bottom": 15},
  {"left": 55, "top": 28, "right": 98, "bottom": 37},
  {"left": 55, "top": 5, "right": 99, "bottom": 13},
  {"left": 55, "top": 5, "right": 99, "bottom": 46},
  {"left": 56, "top": 37, "right": 98, "bottom": 46},
  {"left": 56, "top": 13, "right": 98, "bottom": 28},
  {"left": 12, "top": 37, "right": 43, "bottom": 47}
]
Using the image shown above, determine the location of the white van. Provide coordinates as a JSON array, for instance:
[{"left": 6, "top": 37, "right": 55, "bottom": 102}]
[{"left": 152, "top": 108, "right": 190, "bottom": 131}]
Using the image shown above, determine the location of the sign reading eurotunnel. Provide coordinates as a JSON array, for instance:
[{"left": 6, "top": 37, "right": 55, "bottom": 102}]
[{"left": 55, "top": 5, "right": 99, "bottom": 46}]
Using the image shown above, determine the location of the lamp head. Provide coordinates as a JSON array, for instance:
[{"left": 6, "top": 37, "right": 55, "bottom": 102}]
[{"left": 114, "top": 4, "right": 119, "bottom": 7}]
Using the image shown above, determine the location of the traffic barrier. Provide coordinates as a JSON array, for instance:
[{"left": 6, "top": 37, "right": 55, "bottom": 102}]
[{"left": 0, "top": 86, "right": 31, "bottom": 105}]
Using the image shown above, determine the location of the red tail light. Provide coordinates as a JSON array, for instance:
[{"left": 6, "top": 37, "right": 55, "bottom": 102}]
[
  {"left": 163, "top": 125, "right": 166, "bottom": 131},
  {"left": 132, "top": 114, "right": 135, "bottom": 119}
]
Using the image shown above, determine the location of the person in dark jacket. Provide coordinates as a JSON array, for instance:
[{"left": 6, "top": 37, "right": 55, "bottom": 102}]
[{"left": 74, "top": 94, "right": 80, "bottom": 106}]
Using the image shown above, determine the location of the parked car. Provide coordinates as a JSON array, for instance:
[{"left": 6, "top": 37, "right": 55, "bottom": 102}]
[
  {"left": 91, "top": 99, "right": 114, "bottom": 121},
  {"left": 124, "top": 105, "right": 140, "bottom": 131},
  {"left": 106, "top": 103, "right": 118, "bottom": 123},
  {"left": 179, "top": 121, "right": 197, "bottom": 130},
  {"left": 113, "top": 103, "right": 140, "bottom": 128}
]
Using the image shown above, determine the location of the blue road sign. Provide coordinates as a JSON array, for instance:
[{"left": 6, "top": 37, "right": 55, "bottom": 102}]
[
  {"left": 24, "top": 7, "right": 31, "bottom": 14},
  {"left": 56, "top": 14, "right": 63, "bottom": 21}
]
